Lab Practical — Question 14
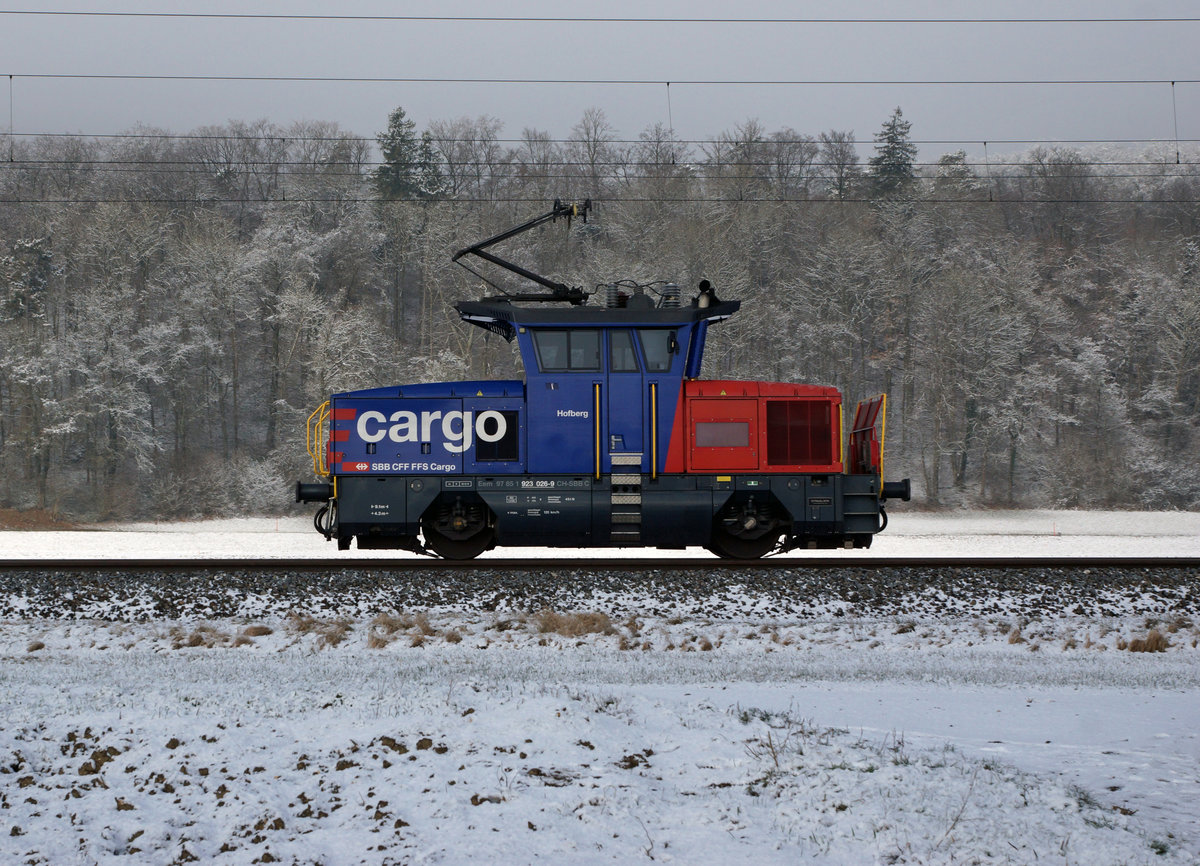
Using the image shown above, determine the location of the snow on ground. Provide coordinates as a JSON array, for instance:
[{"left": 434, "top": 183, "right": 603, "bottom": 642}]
[
  {"left": 2, "top": 617, "right": 1198, "bottom": 865},
  {"left": 2, "top": 508, "right": 1199, "bottom": 560},
  {"left": 1, "top": 511, "right": 1198, "bottom": 864}
]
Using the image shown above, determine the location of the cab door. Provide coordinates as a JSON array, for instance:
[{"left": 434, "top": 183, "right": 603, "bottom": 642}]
[
  {"left": 524, "top": 328, "right": 602, "bottom": 474},
  {"left": 605, "top": 329, "right": 645, "bottom": 472}
]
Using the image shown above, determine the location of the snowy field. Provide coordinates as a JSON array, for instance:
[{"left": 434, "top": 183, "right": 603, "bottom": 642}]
[
  {"left": 2, "top": 508, "right": 1199, "bottom": 560},
  {"left": 1, "top": 511, "right": 1198, "bottom": 864}
]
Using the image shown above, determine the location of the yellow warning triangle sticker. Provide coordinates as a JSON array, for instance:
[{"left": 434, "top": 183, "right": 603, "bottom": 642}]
[
  {"left": 476, "top": 390, "right": 483, "bottom": 396},
  {"left": 720, "top": 390, "right": 726, "bottom": 395}
]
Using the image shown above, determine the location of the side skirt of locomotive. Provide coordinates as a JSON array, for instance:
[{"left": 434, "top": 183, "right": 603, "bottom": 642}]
[{"left": 316, "top": 471, "right": 886, "bottom": 558}]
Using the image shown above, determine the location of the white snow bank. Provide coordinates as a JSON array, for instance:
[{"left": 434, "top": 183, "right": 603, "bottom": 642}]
[{"left": 2, "top": 509, "right": 1198, "bottom": 559}]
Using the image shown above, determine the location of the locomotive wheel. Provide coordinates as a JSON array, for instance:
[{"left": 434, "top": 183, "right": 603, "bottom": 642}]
[
  {"left": 706, "top": 496, "right": 784, "bottom": 559},
  {"left": 421, "top": 521, "right": 495, "bottom": 560},
  {"left": 420, "top": 496, "right": 496, "bottom": 560},
  {"left": 706, "top": 526, "right": 781, "bottom": 560}
]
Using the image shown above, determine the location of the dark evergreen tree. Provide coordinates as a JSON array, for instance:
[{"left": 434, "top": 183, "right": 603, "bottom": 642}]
[
  {"left": 374, "top": 106, "right": 443, "bottom": 199},
  {"left": 868, "top": 107, "right": 918, "bottom": 196}
]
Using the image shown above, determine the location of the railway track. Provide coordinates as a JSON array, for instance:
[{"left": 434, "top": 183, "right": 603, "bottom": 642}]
[
  {"left": 1, "top": 556, "right": 1198, "bottom": 571},
  {"left": 0, "top": 557, "right": 1195, "bottom": 623}
]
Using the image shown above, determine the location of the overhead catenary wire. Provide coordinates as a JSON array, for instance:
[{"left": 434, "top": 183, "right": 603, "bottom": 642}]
[
  {"left": 1, "top": 132, "right": 1195, "bottom": 168},
  {"left": 3, "top": 166, "right": 1196, "bottom": 183},
  {"left": 2, "top": 196, "right": 1198, "bottom": 206},
  {"left": 2, "top": 10, "right": 1197, "bottom": 24},
  {"left": 1, "top": 153, "right": 1195, "bottom": 173},
  {"left": 3, "top": 148, "right": 1198, "bottom": 187},
  {"left": 2, "top": 11, "right": 1192, "bottom": 169},
  {"left": 1, "top": 16, "right": 1194, "bottom": 180},
  {"left": 5, "top": 73, "right": 1198, "bottom": 87},
  {"left": 3, "top": 131, "right": 1198, "bottom": 147},
  {"left": 3, "top": 75, "right": 1193, "bottom": 157},
  {"left": 3, "top": 152, "right": 1194, "bottom": 168},
  {"left": 3, "top": 112, "right": 1194, "bottom": 187}
]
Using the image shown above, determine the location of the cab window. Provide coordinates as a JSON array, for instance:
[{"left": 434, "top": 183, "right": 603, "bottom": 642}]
[
  {"left": 532, "top": 329, "right": 601, "bottom": 372},
  {"left": 638, "top": 329, "right": 674, "bottom": 372},
  {"left": 609, "top": 330, "right": 640, "bottom": 372}
]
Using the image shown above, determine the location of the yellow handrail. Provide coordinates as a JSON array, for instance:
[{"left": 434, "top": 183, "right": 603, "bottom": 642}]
[
  {"left": 878, "top": 393, "right": 888, "bottom": 498},
  {"left": 649, "top": 382, "right": 658, "bottom": 481},
  {"left": 593, "top": 383, "right": 601, "bottom": 481},
  {"left": 837, "top": 401, "right": 845, "bottom": 468},
  {"left": 306, "top": 401, "right": 331, "bottom": 477}
]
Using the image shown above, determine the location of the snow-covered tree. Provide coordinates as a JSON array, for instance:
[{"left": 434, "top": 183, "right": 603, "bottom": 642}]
[{"left": 869, "top": 107, "right": 918, "bottom": 197}]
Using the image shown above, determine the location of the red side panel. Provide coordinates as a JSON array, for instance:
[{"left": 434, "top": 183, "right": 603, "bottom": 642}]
[
  {"left": 680, "top": 379, "right": 844, "bottom": 474},
  {"left": 764, "top": 399, "right": 837, "bottom": 467},
  {"left": 688, "top": 398, "right": 760, "bottom": 470}
]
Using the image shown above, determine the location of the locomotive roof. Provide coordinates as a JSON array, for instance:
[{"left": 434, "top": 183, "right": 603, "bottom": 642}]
[{"left": 456, "top": 297, "right": 741, "bottom": 342}]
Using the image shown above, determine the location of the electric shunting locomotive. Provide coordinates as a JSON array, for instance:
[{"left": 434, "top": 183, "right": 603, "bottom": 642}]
[{"left": 296, "top": 201, "right": 910, "bottom": 559}]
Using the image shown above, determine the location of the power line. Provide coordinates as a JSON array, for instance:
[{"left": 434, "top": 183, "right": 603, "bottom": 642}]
[
  {"left": 2, "top": 195, "right": 1197, "bottom": 206},
  {"left": 4, "top": 130, "right": 1199, "bottom": 148},
  {"left": 5, "top": 157, "right": 1199, "bottom": 180},
  {"left": 4, "top": 149, "right": 1199, "bottom": 180},
  {"left": 4, "top": 159, "right": 1197, "bottom": 177},
  {"left": 1, "top": 10, "right": 1195, "bottom": 24},
  {"left": 6, "top": 73, "right": 1198, "bottom": 86}
]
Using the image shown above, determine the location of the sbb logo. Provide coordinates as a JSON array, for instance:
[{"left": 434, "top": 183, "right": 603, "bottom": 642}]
[{"left": 356, "top": 409, "right": 507, "bottom": 455}]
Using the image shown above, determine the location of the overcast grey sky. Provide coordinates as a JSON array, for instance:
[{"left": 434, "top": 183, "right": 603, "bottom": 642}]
[{"left": 2, "top": 0, "right": 1197, "bottom": 157}]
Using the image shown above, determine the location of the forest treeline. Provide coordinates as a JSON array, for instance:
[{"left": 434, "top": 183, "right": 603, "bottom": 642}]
[{"left": 1, "top": 106, "right": 1198, "bottom": 519}]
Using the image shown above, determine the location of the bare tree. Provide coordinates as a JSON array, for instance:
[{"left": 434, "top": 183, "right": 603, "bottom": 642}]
[
  {"left": 427, "top": 115, "right": 505, "bottom": 200},
  {"left": 818, "top": 130, "right": 860, "bottom": 201},
  {"left": 566, "top": 108, "right": 619, "bottom": 197}
]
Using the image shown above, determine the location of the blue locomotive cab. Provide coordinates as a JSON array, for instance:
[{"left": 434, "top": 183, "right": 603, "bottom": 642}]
[{"left": 458, "top": 289, "right": 734, "bottom": 478}]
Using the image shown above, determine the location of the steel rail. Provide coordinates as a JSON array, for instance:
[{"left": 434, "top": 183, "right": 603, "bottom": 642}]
[{"left": 0, "top": 557, "right": 1196, "bottom": 572}]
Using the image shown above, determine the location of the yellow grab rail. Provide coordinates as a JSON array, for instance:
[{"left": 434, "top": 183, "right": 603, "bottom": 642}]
[
  {"left": 306, "top": 401, "right": 331, "bottom": 477},
  {"left": 649, "top": 382, "right": 658, "bottom": 481},
  {"left": 593, "top": 383, "right": 602, "bottom": 481}
]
